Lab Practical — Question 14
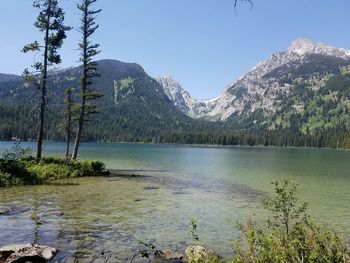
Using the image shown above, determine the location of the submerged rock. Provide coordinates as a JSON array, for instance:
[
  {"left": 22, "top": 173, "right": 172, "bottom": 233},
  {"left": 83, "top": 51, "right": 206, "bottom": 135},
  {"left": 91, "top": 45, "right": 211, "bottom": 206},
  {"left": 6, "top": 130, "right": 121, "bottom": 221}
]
[
  {"left": 0, "top": 243, "right": 57, "bottom": 263},
  {"left": 143, "top": 186, "right": 159, "bottom": 190},
  {"left": 154, "top": 249, "right": 186, "bottom": 263}
]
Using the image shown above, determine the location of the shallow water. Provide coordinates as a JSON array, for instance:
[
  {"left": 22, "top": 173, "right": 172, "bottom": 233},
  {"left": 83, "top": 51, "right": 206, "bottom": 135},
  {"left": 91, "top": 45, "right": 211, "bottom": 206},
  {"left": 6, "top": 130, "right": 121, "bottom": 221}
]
[{"left": 0, "top": 142, "right": 349, "bottom": 262}]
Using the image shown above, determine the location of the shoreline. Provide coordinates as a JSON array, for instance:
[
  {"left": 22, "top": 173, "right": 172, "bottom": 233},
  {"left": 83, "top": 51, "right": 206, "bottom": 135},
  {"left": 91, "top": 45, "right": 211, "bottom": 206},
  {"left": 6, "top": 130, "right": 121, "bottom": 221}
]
[{"left": 0, "top": 140, "right": 349, "bottom": 152}]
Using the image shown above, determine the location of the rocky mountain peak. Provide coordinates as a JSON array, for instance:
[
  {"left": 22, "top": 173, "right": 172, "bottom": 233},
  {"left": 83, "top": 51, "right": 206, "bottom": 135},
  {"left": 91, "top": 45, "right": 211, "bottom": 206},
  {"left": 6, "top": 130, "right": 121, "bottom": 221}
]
[
  {"left": 157, "top": 75, "right": 180, "bottom": 90},
  {"left": 288, "top": 38, "right": 316, "bottom": 55},
  {"left": 157, "top": 38, "right": 350, "bottom": 122},
  {"left": 287, "top": 38, "right": 350, "bottom": 58},
  {"left": 156, "top": 75, "right": 184, "bottom": 99},
  {"left": 156, "top": 76, "right": 197, "bottom": 115}
]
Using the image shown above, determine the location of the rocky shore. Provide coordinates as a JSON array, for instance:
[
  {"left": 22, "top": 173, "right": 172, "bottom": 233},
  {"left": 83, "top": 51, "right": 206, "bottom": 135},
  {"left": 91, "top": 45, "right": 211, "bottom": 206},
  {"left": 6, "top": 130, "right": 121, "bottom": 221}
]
[
  {"left": 0, "top": 244, "right": 218, "bottom": 263},
  {"left": 0, "top": 244, "right": 57, "bottom": 263}
]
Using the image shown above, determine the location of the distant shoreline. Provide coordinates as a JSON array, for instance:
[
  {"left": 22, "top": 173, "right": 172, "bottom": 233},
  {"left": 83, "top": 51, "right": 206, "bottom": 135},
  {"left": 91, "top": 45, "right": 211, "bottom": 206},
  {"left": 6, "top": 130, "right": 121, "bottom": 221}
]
[{"left": 0, "top": 139, "right": 349, "bottom": 152}]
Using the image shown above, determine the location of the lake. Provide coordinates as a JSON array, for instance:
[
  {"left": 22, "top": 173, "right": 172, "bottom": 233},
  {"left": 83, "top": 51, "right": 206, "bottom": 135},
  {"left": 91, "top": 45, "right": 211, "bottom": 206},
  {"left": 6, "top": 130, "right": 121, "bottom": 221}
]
[{"left": 0, "top": 142, "right": 349, "bottom": 262}]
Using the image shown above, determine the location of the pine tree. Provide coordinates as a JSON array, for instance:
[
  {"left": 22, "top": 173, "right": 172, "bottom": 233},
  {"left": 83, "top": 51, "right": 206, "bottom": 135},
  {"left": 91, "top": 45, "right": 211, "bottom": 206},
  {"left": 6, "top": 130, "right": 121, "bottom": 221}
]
[
  {"left": 72, "top": 0, "right": 102, "bottom": 160},
  {"left": 22, "top": 0, "right": 71, "bottom": 159}
]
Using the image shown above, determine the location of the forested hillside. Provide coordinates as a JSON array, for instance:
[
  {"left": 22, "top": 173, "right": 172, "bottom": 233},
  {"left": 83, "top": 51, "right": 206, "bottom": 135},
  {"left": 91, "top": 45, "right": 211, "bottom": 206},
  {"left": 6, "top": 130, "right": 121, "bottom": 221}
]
[
  {"left": 0, "top": 60, "right": 219, "bottom": 142},
  {"left": 0, "top": 59, "right": 349, "bottom": 148}
]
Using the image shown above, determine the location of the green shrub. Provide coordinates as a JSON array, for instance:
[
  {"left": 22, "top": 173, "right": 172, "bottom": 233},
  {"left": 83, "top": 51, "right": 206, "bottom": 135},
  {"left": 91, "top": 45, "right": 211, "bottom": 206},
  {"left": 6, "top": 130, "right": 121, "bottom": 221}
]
[
  {"left": 0, "top": 172, "right": 24, "bottom": 187},
  {"left": 39, "top": 156, "right": 69, "bottom": 165},
  {"left": 290, "top": 219, "right": 349, "bottom": 263},
  {"left": 232, "top": 219, "right": 350, "bottom": 263},
  {"left": 176, "top": 180, "right": 350, "bottom": 263},
  {"left": 25, "top": 158, "right": 105, "bottom": 180},
  {"left": 231, "top": 180, "right": 350, "bottom": 263},
  {"left": 90, "top": 160, "right": 105, "bottom": 173},
  {"left": 0, "top": 151, "right": 106, "bottom": 187},
  {"left": 26, "top": 163, "right": 70, "bottom": 181},
  {"left": 1, "top": 142, "right": 31, "bottom": 162},
  {"left": 0, "top": 158, "right": 38, "bottom": 186},
  {"left": 70, "top": 160, "right": 105, "bottom": 177}
]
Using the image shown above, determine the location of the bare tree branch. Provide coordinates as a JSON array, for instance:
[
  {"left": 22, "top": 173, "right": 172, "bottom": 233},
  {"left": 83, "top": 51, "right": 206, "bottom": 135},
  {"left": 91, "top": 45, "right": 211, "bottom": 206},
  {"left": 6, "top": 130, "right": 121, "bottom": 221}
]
[{"left": 234, "top": 0, "right": 253, "bottom": 11}]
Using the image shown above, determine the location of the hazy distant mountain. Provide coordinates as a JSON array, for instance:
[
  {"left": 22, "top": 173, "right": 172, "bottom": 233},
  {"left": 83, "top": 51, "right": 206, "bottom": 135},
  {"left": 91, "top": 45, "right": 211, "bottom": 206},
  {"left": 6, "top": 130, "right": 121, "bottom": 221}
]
[{"left": 158, "top": 38, "right": 350, "bottom": 131}]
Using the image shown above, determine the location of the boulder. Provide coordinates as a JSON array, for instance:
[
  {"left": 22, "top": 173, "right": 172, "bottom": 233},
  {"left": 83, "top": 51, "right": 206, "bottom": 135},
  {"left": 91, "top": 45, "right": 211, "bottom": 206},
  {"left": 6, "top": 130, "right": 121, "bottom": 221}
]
[
  {"left": 154, "top": 249, "right": 186, "bottom": 263},
  {"left": 185, "top": 245, "right": 216, "bottom": 262},
  {"left": 0, "top": 243, "right": 57, "bottom": 263}
]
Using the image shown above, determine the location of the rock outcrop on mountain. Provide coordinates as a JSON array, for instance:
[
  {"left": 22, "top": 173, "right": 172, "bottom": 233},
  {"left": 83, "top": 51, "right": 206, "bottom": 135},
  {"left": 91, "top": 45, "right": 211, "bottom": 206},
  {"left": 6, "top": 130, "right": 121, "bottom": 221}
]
[{"left": 158, "top": 38, "right": 350, "bottom": 131}]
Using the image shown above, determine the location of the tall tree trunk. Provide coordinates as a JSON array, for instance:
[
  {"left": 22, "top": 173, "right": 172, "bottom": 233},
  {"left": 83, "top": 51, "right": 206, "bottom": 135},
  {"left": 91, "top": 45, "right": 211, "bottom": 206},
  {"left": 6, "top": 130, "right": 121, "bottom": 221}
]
[
  {"left": 72, "top": 0, "right": 101, "bottom": 160},
  {"left": 72, "top": 19, "right": 88, "bottom": 160},
  {"left": 65, "top": 90, "right": 72, "bottom": 158},
  {"left": 71, "top": 92, "right": 85, "bottom": 160},
  {"left": 37, "top": 0, "right": 52, "bottom": 159}
]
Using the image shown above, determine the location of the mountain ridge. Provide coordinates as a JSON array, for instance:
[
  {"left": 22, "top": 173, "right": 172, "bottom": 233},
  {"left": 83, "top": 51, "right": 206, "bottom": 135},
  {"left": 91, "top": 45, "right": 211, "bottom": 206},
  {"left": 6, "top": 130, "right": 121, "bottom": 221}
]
[
  {"left": 158, "top": 38, "right": 350, "bottom": 130},
  {"left": 0, "top": 59, "right": 216, "bottom": 142},
  {"left": 0, "top": 39, "right": 349, "bottom": 147},
  {"left": 0, "top": 73, "right": 21, "bottom": 83}
]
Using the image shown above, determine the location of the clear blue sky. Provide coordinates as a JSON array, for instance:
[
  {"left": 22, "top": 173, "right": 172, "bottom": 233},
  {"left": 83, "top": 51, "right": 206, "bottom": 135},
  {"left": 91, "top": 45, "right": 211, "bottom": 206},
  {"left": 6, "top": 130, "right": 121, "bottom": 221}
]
[{"left": 1, "top": 0, "right": 350, "bottom": 99}]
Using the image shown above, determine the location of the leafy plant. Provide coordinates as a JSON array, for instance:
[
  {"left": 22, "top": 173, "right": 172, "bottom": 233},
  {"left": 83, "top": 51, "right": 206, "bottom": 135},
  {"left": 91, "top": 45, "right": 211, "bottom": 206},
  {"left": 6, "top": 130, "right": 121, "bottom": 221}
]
[
  {"left": 232, "top": 180, "right": 350, "bottom": 263},
  {"left": 0, "top": 143, "right": 36, "bottom": 186},
  {"left": 138, "top": 240, "right": 156, "bottom": 259},
  {"left": 263, "top": 180, "right": 307, "bottom": 234},
  {"left": 0, "top": 155, "right": 106, "bottom": 187},
  {"left": 1, "top": 142, "right": 31, "bottom": 161},
  {"left": 189, "top": 217, "right": 200, "bottom": 244}
]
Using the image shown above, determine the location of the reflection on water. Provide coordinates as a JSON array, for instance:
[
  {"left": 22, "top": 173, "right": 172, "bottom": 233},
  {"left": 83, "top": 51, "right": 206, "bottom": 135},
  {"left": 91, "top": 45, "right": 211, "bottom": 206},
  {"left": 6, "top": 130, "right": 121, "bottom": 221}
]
[{"left": 0, "top": 142, "right": 349, "bottom": 262}]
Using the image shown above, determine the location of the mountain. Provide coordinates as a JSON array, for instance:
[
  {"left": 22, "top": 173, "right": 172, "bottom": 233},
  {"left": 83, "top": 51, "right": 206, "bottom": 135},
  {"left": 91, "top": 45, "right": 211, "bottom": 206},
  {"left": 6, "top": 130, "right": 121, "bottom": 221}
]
[
  {"left": 157, "top": 76, "right": 227, "bottom": 120},
  {"left": 0, "top": 59, "right": 216, "bottom": 142},
  {"left": 156, "top": 76, "right": 216, "bottom": 119},
  {"left": 158, "top": 38, "right": 350, "bottom": 132},
  {"left": 0, "top": 40, "right": 350, "bottom": 148}
]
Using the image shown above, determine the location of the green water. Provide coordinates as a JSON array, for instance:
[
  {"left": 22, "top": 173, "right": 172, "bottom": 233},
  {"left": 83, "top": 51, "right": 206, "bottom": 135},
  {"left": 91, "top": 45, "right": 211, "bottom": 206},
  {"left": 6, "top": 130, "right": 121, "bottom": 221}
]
[{"left": 0, "top": 142, "right": 349, "bottom": 262}]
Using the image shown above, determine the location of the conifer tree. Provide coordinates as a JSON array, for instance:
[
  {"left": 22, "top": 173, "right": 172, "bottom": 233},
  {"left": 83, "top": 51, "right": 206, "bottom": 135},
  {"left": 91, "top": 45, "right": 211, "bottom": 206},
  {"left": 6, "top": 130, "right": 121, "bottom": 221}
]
[
  {"left": 22, "top": 0, "right": 71, "bottom": 159},
  {"left": 72, "top": 0, "right": 102, "bottom": 160}
]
